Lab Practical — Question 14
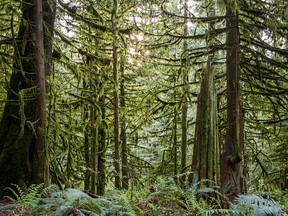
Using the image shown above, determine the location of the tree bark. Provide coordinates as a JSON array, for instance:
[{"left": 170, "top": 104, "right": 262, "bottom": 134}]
[
  {"left": 172, "top": 75, "right": 178, "bottom": 183},
  {"left": 189, "top": 6, "right": 220, "bottom": 192},
  {"left": 180, "top": 0, "right": 188, "bottom": 185},
  {"left": 112, "top": 14, "right": 121, "bottom": 189},
  {"left": 190, "top": 59, "right": 219, "bottom": 185},
  {"left": 97, "top": 95, "right": 106, "bottom": 195},
  {"left": 33, "top": 0, "right": 46, "bottom": 185},
  {"left": 83, "top": 80, "right": 91, "bottom": 191},
  {"left": 0, "top": 0, "right": 55, "bottom": 197},
  {"left": 90, "top": 107, "right": 97, "bottom": 193},
  {"left": 220, "top": 4, "right": 246, "bottom": 195},
  {"left": 120, "top": 55, "right": 129, "bottom": 190}
]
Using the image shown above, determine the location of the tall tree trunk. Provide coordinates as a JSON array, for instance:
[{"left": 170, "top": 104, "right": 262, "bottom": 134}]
[
  {"left": 220, "top": 4, "right": 245, "bottom": 195},
  {"left": 33, "top": 0, "right": 46, "bottom": 185},
  {"left": 66, "top": 110, "right": 73, "bottom": 187},
  {"left": 120, "top": 55, "right": 129, "bottom": 190},
  {"left": 113, "top": 43, "right": 121, "bottom": 189},
  {"left": 0, "top": 0, "right": 55, "bottom": 197},
  {"left": 83, "top": 80, "right": 91, "bottom": 191},
  {"left": 90, "top": 107, "right": 97, "bottom": 193},
  {"left": 97, "top": 95, "right": 106, "bottom": 195},
  {"left": 190, "top": 60, "right": 219, "bottom": 185},
  {"left": 190, "top": 6, "right": 220, "bottom": 190},
  {"left": 180, "top": 0, "right": 188, "bottom": 185},
  {"left": 172, "top": 75, "right": 178, "bottom": 183},
  {"left": 112, "top": 1, "right": 121, "bottom": 188}
]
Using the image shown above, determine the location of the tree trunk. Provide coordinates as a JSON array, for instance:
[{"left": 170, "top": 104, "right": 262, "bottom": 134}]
[
  {"left": 97, "top": 95, "right": 106, "bottom": 195},
  {"left": 90, "top": 107, "right": 97, "bottom": 193},
  {"left": 180, "top": 0, "right": 188, "bottom": 185},
  {"left": 120, "top": 55, "right": 129, "bottom": 190},
  {"left": 33, "top": 0, "right": 46, "bottom": 185},
  {"left": 0, "top": 0, "right": 55, "bottom": 197},
  {"left": 190, "top": 59, "right": 219, "bottom": 185},
  {"left": 112, "top": 10, "right": 121, "bottom": 188},
  {"left": 172, "top": 75, "right": 178, "bottom": 183},
  {"left": 220, "top": 4, "right": 245, "bottom": 195},
  {"left": 189, "top": 6, "right": 220, "bottom": 192},
  {"left": 83, "top": 80, "right": 91, "bottom": 191}
]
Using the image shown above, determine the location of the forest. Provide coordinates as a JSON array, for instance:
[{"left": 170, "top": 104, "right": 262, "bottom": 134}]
[{"left": 0, "top": 0, "right": 287, "bottom": 215}]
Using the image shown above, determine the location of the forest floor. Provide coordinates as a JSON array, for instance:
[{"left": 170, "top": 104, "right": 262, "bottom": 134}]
[{"left": 0, "top": 183, "right": 287, "bottom": 215}]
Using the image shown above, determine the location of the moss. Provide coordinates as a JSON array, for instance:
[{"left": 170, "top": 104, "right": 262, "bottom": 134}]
[
  {"left": 0, "top": 113, "right": 34, "bottom": 197},
  {"left": 0, "top": 0, "right": 37, "bottom": 198}
]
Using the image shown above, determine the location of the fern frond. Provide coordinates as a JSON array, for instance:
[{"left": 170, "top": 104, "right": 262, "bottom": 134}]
[
  {"left": 3, "top": 183, "right": 43, "bottom": 210},
  {"left": 4, "top": 184, "right": 26, "bottom": 202},
  {"left": 205, "top": 209, "right": 248, "bottom": 216},
  {"left": 231, "top": 194, "right": 285, "bottom": 216}
]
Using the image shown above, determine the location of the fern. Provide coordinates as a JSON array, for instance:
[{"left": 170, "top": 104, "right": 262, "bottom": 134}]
[
  {"left": 4, "top": 183, "right": 44, "bottom": 210},
  {"left": 71, "top": 195, "right": 105, "bottom": 215},
  {"left": 32, "top": 187, "right": 136, "bottom": 215},
  {"left": 102, "top": 190, "right": 136, "bottom": 215},
  {"left": 204, "top": 208, "right": 248, "bottom": 216},
  {"left": 231, "top": 194, "right": 286, "bottom": 216}
]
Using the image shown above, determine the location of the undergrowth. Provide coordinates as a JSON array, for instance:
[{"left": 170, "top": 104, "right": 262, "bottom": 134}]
[{"left": 0, "top": 179, "right": 287, "bottom": 215}]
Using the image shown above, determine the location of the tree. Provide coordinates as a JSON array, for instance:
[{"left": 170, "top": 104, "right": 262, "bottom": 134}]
[
  {"left": 120, "top": 53, "right": 129, "bottom": 190},
  {"left": 238, "top": 0, "right": 288, "bottom": 190},
  {"left": 191, "top": 59, "right": 219, "bottom": 188},
  {"left": 190, "top": 3, "right": 220, "bottom": 188},
  {"left": 180, "top": 0, "right": 189, "bottom": 185},
  {"left": 112, "top": 0, "right": 121, "bottom": 189},
  {"left": 33, "top": 0, "right": 47, "bottom": 185},
  {"left": 0, "top": 0, "right": 55, "bottom": 196},
  {"left": 1, "top": 0, "right": 286, "bottom": 202},
  {"left": 97, "top": 95, "right": 107, "bottom": 195},
  {"left": 220, "top": 2, "right": 245, "bottom": 195}
]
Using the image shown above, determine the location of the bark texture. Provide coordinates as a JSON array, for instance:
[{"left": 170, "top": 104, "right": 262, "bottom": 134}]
[
  {"left": 190, "top": 60, "right": 219, "bottom": 186},
  {"left": 97, "top": 96, "right": 106, "bottom": 195},
  {"left": 0, "top": 0, "right": 55, "bottom": 197},
  {"left": 220, "top": 5, "right": 245, "bottom": 194},
  {"left": 189, "top": 6, "right": 219, "bottom": 189},
  {"left": 112, "top": 25, "right": 121, "bottom": 190},
  {"left": 120, "top": 57, "right": 129, "bottom": 190},
  {"left": 180, "top": 0, "right": 188, "bottom": 185},
  {"left": 33, "top": 0, "right": 46, "bottom": 185}
]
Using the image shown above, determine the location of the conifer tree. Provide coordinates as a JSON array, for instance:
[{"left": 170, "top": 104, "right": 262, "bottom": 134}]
[{"left": 0, "top": 0, "right": 55, "bottom": 196}]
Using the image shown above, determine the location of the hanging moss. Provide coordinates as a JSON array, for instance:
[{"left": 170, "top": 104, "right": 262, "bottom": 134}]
[{"left": 0, "top": 0, "right": 55, "bottom": 197}]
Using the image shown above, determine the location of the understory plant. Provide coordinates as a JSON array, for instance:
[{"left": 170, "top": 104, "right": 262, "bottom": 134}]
[
  {"left": 0, "top": 184, "right": 137, "bottom": 216},
  {"left": 0, "top": 179, "right": 217, "bottom": 215},
  {"left": 231, "top": 194, "right": 287, "bottom": 216},
  {"left": 3, "top": 184, "right": 46, "bottom": 210},
  {"left": 1, "top": 181, "right": 286, "bottom": 215},
  {"left": 206, "top": 194, "right": 287, "bottom": 216},
  {"left": 132, "top": 177, "right": 218, "bottom": 215}
]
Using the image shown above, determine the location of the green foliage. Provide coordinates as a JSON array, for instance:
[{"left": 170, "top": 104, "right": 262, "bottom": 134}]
[
  {"left": 0, "top": 181, "right": 221, "bottom": 215},
  {"left": 3, "top": 183, "right": 44, "bottom": 210},
  {"left": 32, "top": 187, "right": 136, "bottom": 215},
  {"left": 133, "top": 177, "right": 215, "bottom": 215},
  {"left": 268, "top": 189, "right": 288, "bottom": 211},
  {"left": 1, "top": 183, "right": 287, "bottom": 215},
  {"left": 0, "top": 0, "right": 288, "bottom": 215},
  {"left": 203, "top": 194, "right": 288, "bottom": 216},
  {"left": 230, "top": 194, "right": 286, "bottom": 216}
]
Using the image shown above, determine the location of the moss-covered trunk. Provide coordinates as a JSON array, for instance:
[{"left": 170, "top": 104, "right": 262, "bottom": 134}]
[
  {"left": 189, "top": 6, "right": 219, "bottom": 189},
  {"left": 190, "top": 59, "right": 219, "bottom": 186},
  {"left": 220, "top": 4, "right": 245, "bottom": 195},
  {"left": 120, "top": 55, "right": 129, "bottom": 190},
  {"left": 180, "top": 0, "right": 189, "bottom": 185},
  {"left": 0, "top": 0, "right": 55, "bottom": 197},
  {"left": 112, "top": 1, "right": 121, "bottom": 189},
  {"left": 97, "top": 95, "right": 106, "bottom": 196}
]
